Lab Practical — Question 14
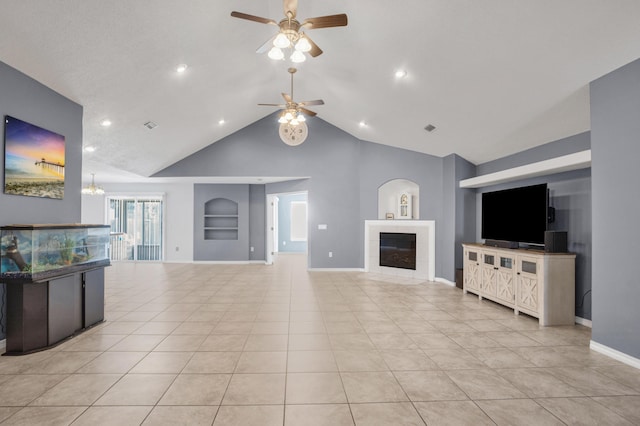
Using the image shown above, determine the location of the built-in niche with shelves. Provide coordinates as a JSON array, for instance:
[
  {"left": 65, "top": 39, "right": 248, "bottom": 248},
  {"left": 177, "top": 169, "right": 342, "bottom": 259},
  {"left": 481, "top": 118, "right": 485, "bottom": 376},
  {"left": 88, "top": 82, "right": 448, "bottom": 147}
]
[
  {"left": 378, "top": 179, "right": 420, "bottom": 220},
  {"left": 204, "top": 198, "right": 239, "bottom": 240}
]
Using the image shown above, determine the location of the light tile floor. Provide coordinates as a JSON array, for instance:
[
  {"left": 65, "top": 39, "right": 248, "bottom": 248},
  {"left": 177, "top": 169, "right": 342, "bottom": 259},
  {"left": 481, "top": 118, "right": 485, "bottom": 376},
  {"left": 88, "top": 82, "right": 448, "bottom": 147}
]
[{"left": 1, "top": 254, "right": 640, "bottom": 425}]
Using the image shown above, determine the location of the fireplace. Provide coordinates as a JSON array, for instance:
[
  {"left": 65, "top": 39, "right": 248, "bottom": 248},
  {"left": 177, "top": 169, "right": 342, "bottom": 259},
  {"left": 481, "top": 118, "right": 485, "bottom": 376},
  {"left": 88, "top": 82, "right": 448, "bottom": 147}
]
[
  {"left": 365, "top": 220, "right": 435, "bottom": 281},
  {"left": 379, "top": 232, "right": 417, "bottom": 270}
]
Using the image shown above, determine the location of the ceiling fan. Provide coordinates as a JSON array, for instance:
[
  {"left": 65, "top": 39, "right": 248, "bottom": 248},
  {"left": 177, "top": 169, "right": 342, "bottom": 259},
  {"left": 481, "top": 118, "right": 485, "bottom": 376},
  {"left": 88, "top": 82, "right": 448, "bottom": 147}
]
[
  {"left": 259, "top": 67, "right": 324, "bottom": 146},
  {"left": 231, "top": 0, "right": 348, "bottom": 63}
]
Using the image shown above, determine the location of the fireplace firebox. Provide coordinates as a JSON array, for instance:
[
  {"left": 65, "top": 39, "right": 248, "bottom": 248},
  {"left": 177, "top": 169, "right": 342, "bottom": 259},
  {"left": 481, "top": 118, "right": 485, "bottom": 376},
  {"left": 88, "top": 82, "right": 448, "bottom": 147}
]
[{"left": 379, "top": 232, "right": 417, "bottom": 270}]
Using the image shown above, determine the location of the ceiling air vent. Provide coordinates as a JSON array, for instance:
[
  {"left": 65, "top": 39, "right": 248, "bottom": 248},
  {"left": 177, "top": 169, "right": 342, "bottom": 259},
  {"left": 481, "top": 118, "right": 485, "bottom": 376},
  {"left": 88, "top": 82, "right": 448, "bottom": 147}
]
[
  {"left": 144, "top": 121, "right": 158, "bottom": 130},
  {"left": 424, "top": 124, "right": 436, "bottom": 132}
]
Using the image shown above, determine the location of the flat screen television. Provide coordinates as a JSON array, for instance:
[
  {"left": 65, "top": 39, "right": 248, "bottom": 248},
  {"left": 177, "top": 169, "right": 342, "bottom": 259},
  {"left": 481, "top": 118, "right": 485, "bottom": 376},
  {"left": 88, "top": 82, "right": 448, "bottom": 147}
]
[{"left": 481, "top": 183, "right": 548, "bottom": 245}]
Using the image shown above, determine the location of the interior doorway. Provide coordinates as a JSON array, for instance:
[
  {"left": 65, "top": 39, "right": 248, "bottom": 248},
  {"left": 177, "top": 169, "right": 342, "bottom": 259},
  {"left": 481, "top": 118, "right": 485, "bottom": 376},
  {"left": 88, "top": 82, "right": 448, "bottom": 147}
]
[{"left": 266, "top": 191, "right": 308, "bottom": 265}]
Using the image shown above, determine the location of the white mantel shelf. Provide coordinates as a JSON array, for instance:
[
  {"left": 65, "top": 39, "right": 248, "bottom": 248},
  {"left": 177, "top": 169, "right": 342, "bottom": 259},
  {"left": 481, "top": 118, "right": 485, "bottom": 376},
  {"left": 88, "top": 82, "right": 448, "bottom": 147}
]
[
  {"left": 459, "top": 149, "right": 591, "bottom": 189},
  {"left": 364, "top": 220, "right": 435, "bottom": 281}
]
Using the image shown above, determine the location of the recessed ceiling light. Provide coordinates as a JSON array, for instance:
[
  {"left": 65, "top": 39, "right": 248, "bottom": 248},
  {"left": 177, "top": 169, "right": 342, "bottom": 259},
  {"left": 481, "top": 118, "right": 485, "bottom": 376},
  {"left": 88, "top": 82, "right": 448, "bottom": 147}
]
[
  {"left": 176, "top": 64, "right": 188, "bottom": 73},
  {"left": 84, "top": 146, "right": 96, "bottom": 152},
  {"left": 100, "top": 119, "right": 112, "bottom": 127},
  {"left": 144, "top": 121, "right": 158, "bottom": 130},
  {"left": 394, "top": 70, "right": 407, "bottom": 79},
  {"left": 424, "top": 124, "right": 436, "bottom": 132},
  {"left": 359, "top": 121, "right": 367, "bottom": 127},
  {"left": 218, "top": 119, "right": 225, "bottom": 125}
]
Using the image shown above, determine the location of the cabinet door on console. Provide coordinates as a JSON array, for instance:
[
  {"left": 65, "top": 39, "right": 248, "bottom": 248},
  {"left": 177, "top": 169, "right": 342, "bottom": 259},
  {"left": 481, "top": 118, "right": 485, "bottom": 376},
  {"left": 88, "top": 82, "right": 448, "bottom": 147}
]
[
  {"left": 481, "top": 250, "right": 498, "bottom": 297},
  {"left": 516, "top": 255, "right": 540, "bottom": 312},
  {"left": 496, "top": 255, "right": 516, "bottom": 305},
  {"left": 463, "top": 248, "right": 481, "bottom": 293}
]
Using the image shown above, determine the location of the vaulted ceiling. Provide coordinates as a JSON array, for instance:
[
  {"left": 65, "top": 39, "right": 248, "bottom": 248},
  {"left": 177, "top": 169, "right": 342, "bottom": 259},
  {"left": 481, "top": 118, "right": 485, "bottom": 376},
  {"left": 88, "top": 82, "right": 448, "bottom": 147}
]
[{"left": 1, "top": 1, "right": 640, "bottom": 183}]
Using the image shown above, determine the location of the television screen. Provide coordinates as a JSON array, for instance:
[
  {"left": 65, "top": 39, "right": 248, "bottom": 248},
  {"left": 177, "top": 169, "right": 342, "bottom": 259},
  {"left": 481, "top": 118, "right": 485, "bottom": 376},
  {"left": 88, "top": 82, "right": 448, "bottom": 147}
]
[{"left": 481, "top": 183, "right": 548, "bottom": 245}]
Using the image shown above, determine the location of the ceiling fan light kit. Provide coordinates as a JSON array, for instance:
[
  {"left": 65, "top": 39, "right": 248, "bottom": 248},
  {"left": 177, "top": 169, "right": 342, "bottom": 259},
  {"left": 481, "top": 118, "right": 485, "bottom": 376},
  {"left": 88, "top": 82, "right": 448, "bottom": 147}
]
[
  {"left": 258, "top": 67, "right": 324, "bottom": 145},
  {"left": 231, "top": 0, "right": 347, "bottom": 61},
  {"left": 232, "top": 0, "right": 346, "bottom": 145}
]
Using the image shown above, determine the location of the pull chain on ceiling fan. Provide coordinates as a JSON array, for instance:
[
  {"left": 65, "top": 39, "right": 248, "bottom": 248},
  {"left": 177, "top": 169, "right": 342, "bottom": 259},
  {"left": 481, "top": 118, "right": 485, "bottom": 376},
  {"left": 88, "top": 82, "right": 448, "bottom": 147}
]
[{"left": 231, "top": 0, "right": 347, "bottom": 63}]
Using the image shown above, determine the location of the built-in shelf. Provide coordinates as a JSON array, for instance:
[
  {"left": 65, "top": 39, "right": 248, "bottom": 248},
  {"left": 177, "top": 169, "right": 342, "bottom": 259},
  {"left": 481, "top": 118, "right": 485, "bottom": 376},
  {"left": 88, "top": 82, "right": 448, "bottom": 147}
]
[
  {"left": 204, "top": 216, "right": 238, "bottom": 228},
  {"left": 459, "top": 150, "right": 591, "bottom": 189},
  {"left": 204, "top": 229, "right": 238, "bottom": 240},
  {"left": 204, "top": 198, "right": 239, "bottom": 240}
]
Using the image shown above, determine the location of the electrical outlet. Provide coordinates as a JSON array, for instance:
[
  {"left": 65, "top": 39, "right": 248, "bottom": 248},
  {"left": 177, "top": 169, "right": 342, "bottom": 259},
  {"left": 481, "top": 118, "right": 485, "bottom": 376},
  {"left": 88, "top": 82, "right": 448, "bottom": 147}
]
[
  {"left": 250, "top": 246, "right": 254, "bottom": 252},
  {"left": 283, "top": 241, "right": 286, "bottom": 246},
  {"left": 175, "top": 246, "right": 179, "bottom": 252},
  {"left": 329, "top": 251, "right": 333, "bottom": 258}
]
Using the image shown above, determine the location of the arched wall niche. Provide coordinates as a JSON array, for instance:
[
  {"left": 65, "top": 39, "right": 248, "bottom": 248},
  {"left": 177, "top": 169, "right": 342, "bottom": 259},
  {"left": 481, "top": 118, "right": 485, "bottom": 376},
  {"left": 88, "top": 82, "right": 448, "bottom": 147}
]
[{"left": 377, "top": 179, "right": 420, "bottom": 220}]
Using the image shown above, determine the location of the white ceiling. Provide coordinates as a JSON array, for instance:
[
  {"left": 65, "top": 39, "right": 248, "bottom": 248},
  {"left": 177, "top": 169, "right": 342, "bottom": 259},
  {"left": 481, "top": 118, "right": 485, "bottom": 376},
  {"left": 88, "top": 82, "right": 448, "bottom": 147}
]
[{"left": 1, "top": 1, "right": 640, "bottom": 183}]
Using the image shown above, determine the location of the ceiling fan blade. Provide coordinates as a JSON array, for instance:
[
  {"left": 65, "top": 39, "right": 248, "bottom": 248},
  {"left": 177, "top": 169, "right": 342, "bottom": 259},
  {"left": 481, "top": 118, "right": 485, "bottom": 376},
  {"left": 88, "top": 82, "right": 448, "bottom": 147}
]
[
  {"left": 258, "top": 103, "right": 286, "bottom": 107},
  {"left": 299, "top": 107, "right": 317, "bottom": 117},
  {"left": 282, "top": 93, "right": 293, "bottom": 103},
  {"left": 256, "top": 34, "right": 277, "bottom": 54},
  {"left": 230, "top": 11, "right": 278, "bottom": 26},
  {"left": 283, "top": 0, "right": 298, "bottom": 18},
  {"left": 301, "top": 14, "right": 348, "bottom": 29},
  {"left": 299, "top": 99, "right": 324, "bottom": 107},
  {"left": 304, "top": 34, "right": 323, "bottom": 57}
]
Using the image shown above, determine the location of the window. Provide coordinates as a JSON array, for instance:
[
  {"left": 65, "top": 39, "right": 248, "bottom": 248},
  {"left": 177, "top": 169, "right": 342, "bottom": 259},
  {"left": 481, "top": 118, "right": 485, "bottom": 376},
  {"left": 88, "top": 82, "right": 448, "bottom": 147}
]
[
  {"left": 290, "top": 201, "right": 307, "bottom": 242},
  {"left": 107, "top": 195, "right": 163, "bottom": 261}
]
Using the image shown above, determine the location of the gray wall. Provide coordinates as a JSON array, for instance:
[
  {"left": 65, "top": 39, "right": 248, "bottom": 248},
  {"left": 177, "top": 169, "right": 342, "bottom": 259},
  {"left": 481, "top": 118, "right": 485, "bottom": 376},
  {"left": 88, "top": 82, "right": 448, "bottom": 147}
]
[
  {"left": 194, "top": 184, "right": 249, "bottom": 261},
  {"left": 0, "top": 61, "right": 83, "bottom": 340},
  {"left": 249, "top": 184, "right": 266, "bottom": 261},
  {"left": 0, "top": 61, "right": 83, "bottom": 223},
  {"left": 158, "top": 115, "right": 362, "bottom": 269},
  {"left": 474, "top": 133, "right": 592, "bottom": 320},
  {"left": 454, "top": 155, "right": 477, "bottom": 271},
  {"left": 357, "top": 141, "right": 445, "bottom": 276},
  {"left": 590, "top": 57, "right": 640, "bottom": 357},
  {"left": 277, "top": 192, "right": 308, "bottom": 253},
  {"left": 157, "top": 114, "right": 448, "bottom": 272},
  {"left": 476, "top": 132, "right": 591, "bottom": 175},
  {"left": 441, "top": 155, "right": 456, "bottom": 281}
]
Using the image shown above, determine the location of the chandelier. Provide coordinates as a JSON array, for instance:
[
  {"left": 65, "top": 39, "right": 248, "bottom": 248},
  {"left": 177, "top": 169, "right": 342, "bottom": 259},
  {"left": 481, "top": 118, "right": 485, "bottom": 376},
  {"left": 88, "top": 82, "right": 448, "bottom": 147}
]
[{"left": 81, "top": 173, "right": 104, "bottom": 195}]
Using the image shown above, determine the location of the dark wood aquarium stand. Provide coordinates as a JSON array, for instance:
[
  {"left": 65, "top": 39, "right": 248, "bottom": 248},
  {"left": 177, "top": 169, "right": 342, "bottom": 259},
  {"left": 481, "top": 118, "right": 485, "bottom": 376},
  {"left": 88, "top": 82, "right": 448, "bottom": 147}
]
[{"left": 1, "top": 224, "right": 110, "bottom": 355}]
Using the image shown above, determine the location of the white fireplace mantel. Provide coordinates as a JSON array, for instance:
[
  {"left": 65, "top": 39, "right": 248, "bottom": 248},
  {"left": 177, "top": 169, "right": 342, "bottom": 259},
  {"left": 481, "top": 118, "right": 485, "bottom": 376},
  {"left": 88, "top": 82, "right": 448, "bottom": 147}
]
[{"left": 364, "top": 220, "right": 435, "bottom": 281}]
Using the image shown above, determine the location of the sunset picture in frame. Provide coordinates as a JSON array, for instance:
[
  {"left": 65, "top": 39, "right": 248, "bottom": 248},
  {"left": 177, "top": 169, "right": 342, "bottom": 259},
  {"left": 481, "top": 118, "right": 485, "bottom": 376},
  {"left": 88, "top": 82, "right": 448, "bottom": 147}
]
[{"left": 4, "top": 115, "right": 65, "bottom": 199}]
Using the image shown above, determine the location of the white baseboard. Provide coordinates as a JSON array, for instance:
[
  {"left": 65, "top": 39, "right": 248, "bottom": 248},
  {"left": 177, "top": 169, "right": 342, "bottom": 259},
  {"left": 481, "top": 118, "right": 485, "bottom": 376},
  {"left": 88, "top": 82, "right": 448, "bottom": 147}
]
[
  {"left": 575, "top": 316, "right": 592, "bottom": 328},
  {"left": 159, "top": 260, "right": 269, "bottom": 264},
  {"left": 307, "top": 268, "right": 365, "bottom": 272},
  {"left": 590, "top": 340, "right": 640, "bottom": 370},
  {"left": 435, "top": 277, "right": 456, "bottom": 287},
  {"left": 193, "top": 260, "right": 265, "bottom": 265}
]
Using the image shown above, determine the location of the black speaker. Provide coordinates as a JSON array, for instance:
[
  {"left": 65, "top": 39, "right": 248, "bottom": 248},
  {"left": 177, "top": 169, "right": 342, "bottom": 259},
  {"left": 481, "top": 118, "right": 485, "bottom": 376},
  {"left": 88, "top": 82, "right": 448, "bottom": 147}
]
[{"left": 545, "top": 231, "right": 567, "bottom": 253}]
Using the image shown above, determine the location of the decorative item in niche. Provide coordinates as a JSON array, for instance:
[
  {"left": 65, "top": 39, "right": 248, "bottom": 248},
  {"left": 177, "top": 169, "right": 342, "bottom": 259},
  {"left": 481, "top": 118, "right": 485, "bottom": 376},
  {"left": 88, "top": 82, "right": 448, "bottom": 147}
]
[
  {"left": 386, "top": 213, "right": 394, "bottom": 220},
  {"left": 4, "top": 116, "right": 65, "bottom": 199},
  {"left": 398, "top": 193, "right": 412, "bottom": 219}
]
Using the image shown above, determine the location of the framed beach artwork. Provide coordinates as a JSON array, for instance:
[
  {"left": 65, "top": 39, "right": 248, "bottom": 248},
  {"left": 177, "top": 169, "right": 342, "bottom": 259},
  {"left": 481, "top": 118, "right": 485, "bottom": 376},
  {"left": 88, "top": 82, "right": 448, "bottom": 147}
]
[{"left": 3, "top": 116, "right": 65, "bottom": 199}]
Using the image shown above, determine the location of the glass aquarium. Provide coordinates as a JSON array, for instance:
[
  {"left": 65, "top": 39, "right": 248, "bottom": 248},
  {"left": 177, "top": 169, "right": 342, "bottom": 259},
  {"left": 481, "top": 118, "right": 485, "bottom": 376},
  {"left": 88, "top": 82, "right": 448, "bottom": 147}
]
[{"left": 1, "top": 224, "right": 110, "bottom": 282}]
